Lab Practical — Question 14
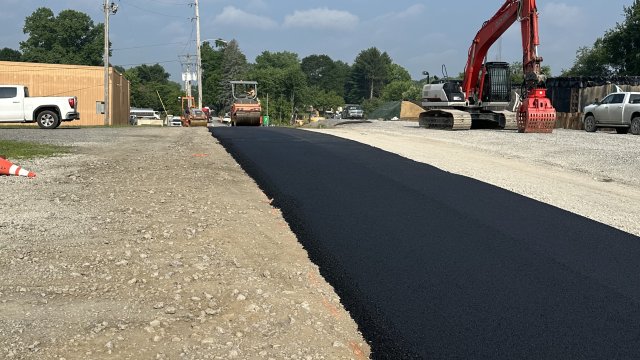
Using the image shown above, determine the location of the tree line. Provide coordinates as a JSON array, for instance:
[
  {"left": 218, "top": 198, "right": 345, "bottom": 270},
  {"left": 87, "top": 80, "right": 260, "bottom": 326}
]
[
  {"left": 2, "top": 4, "right": 639, "bottom": 121},
  {"left": 563, "top": 0, "right": 640, "bottom": 76}
]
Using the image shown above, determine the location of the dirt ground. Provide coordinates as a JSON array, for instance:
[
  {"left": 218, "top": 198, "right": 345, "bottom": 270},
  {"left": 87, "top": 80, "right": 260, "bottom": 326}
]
[{"left": 0, "top": 127, "right": 369, "bottom": 360}]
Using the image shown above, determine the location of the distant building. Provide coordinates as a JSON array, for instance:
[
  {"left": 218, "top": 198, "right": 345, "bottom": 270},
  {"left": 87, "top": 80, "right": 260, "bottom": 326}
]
[{"left": 0, "top": 60, "right": 130, "bottom": 126}]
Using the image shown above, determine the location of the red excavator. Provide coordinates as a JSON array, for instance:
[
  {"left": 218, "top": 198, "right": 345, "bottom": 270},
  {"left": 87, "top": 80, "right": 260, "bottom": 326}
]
[{"left": 419, "top": 0, "right": 556, "bottom": 133}]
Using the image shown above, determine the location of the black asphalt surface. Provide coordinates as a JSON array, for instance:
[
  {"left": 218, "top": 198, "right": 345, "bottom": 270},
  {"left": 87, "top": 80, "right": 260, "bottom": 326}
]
[{"left": 211, "top": 127, "right": 640, "bottom": 359}]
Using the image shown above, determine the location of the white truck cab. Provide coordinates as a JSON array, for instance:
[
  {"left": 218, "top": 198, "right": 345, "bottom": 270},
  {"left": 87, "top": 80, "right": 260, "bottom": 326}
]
[{"left": 0, "top": 85, "right": 79, "bottom": 129}]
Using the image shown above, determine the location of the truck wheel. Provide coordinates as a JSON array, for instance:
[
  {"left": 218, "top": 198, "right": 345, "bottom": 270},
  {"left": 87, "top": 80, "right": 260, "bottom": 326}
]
[
  {"left": 631, "top": 117, "right": 640, "bottom": 135},
  {"left": 616, "top": 127, "right": 629, "bottom": 134},
  {"left": 36, "top": 110, "right": 60, "bottom": 129},
  {"left": 584, "top": 115, "right": 597, "bottom": 132}
]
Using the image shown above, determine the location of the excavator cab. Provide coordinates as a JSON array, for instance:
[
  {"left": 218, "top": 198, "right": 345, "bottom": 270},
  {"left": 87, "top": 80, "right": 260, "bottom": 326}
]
[{"left": 481, "top": 62, "right": 512, "bottom": 104}]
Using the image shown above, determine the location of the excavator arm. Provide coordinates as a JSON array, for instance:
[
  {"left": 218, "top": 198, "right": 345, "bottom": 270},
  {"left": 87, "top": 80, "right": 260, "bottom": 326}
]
[
  {"left": 462, "top": 0, "right": 556, "bottom": 132},
  {"left": 462, "top": 0, "right": 520, "bottom": 101}
]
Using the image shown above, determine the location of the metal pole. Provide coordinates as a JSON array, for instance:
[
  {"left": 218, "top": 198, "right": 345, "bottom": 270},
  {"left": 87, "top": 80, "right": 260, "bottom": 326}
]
[
  {"left": 186, "top": 62, "right": 192, "bottom": 108},
  {"left": 195, "top": 0, "right": 203, "bottom": 109},
  {"left": 103, "top": 0, "right": 110, "bottom": 126}
]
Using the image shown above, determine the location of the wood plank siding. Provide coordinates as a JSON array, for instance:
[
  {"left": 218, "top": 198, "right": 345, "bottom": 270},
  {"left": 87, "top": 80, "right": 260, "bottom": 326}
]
[{"left": 0, "top": 61, "right": 130, "bottom": 126}]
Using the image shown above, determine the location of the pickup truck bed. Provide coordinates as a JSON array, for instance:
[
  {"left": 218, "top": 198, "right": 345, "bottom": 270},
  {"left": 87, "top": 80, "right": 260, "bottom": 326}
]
[{"left": 0, "top": 85, "right": 79, "bottom": 129}]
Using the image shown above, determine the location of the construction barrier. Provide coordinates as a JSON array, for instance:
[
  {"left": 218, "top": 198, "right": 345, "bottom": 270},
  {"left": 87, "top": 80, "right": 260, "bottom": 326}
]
[{"left": 0, "top": 157, "right": 36, "bottom": 178}]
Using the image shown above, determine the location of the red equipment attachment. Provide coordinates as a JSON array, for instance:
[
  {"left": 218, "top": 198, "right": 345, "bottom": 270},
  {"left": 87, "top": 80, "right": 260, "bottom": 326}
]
[{"left": 517, "top": 88, "right": 556, "bottom": 133}]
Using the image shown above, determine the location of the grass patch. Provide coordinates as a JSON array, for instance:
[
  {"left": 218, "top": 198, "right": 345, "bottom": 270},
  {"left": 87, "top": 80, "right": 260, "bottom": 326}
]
[{"left": 0, "top": 140, "right": 71, "bottom": 160}]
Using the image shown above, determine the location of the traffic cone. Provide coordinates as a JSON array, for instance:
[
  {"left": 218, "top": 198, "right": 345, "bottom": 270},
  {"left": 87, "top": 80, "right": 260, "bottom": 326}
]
[{"left": 0, "top": 157, "right": 36, "bottom": 178}]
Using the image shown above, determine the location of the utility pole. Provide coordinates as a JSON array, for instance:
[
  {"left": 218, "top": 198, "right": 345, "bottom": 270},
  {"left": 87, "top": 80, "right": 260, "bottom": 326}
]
[
  {"left": 103, "top": 1, "right": 118, "bottom": 126},
  {"left": 179, "top": 55, "right": 195, "bottom": 108},
  {"left": 194, "top": 0, "right": 203, "bottom": 109}
]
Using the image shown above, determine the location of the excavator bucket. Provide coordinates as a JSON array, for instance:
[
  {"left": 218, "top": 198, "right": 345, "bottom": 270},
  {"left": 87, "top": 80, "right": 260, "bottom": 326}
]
[{"left": 517, "top": 89, "right": 556, "bottom": 133}]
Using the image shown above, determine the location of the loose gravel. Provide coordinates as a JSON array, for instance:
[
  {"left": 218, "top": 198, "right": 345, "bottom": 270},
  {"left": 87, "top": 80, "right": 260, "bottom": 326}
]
[{"left": 0, "top": 127, "right": 369, "bottom": 360}]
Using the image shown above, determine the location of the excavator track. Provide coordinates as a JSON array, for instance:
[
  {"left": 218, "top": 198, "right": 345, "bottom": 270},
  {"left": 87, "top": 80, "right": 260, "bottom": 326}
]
[
  {"left": 494, "top": 110, "right": 518, "bottom": 130},
  {"left": 418, "top": 109, "right": 472, "bottom": 130}
]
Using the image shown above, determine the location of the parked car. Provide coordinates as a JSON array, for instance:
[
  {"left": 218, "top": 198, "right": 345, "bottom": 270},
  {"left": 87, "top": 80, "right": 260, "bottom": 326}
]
[
  {"left": 222, "top": 113, "right": 231, "bottom": 124},
  {"left": 169, "top": 115, "right": 182, "bottom": 127},
  {"left": 0, "top": 85, "right": 79, "bottom": 129},
  {"left": 341, "top": 104, "right": 364, "bottom": 119},
  {"left": 582, "top": 91, "right": 640, "bottom": 135}
]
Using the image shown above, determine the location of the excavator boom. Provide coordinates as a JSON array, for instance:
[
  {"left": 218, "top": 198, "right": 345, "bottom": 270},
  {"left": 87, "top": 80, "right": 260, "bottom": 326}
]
[{"left": 420, "top": 0, "right": 556, "bottom": 133}]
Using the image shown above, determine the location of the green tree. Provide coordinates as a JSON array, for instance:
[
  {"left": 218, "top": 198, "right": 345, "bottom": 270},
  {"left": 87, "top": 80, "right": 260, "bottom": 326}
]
[
  {"left": 255, "top": 51, "right": 300, "bottom": 69},
  {"left": 0, "top": 48, "right": 22, "bottom": 62},
  {"left": 563, "top": 43, "right": 612, "bottom": 76},
  {"left": 217, "top": 40, "right": 248, "bottom": 112},
  {"left": 510, "top": 61, "right": 552, "bottom": 84},
  {"left": 20, "top": 7, "right": 105, "bottom": 65},
  {"left": 200, "top": 41, "right": 225, "bottom": 114},
  {"left": 347, "top": 47, "right": 392, "bottom": 102},
  {"left": 247, "top": 51, "right": 310, "bottom": 123},
  {"left": 564, "top": 1, "right": 640, "bottom": 76},
  {"left": 300, "top": 54, "right": 350, "bottom": 97},
  {"left": 381, "top": 81, "right": 421, "bottom": 102},
  {"left": 124, "top": 64, "right": 182, "bottom": 115},
  {"left": 387, "top": 63, "right": 412, "bottom": 83}
]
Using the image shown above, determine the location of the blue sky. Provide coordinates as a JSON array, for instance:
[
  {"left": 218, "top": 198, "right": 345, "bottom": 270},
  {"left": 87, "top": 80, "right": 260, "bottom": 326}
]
[{"left": 0, "top": 0, "right": 633, "bottom": 82}]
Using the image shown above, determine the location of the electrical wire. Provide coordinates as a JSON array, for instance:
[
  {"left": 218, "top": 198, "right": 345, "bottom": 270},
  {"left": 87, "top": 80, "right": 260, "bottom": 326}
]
[
  {"left": 179, "top": 21, "right": 196, "bottom": 56},
  {"left": 119, "top": 0, "right": 189, "bottom": 18},
  {"left": 0, "top": 60, "right": 180, "bottom": 73},
  {"left": 112, "top": 41, "right": 186, "bottom": 51},
  {"left": 116, "top": 59, "right": 180, "bottom": 67}
]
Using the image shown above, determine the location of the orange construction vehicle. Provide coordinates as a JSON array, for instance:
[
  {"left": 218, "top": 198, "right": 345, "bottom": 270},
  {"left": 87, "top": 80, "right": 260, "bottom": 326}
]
[
  {"left": 229, "top": 81, "right": 261, "bottom": 126},
  {"left": 179, "top": 96, "right": 207, "bottom": 127},
  {"left": 419, "top": 0, "right": 556, "bottom": 133}
]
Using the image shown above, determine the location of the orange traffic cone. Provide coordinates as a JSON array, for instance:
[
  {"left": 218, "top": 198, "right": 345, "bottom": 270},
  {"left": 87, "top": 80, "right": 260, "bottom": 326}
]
[{"left": 0, "top": 156, "right": 36, "bottom": 178}]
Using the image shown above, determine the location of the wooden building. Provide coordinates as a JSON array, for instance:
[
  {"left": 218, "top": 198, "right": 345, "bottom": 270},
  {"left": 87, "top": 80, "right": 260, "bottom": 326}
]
[{"left": 0, "top": 61, "right": 130, "bottom": 126}]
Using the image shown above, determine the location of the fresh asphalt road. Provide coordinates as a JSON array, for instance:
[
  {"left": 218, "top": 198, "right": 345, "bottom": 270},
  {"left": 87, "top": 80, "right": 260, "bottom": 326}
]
[{"left": 211, "top": 127, "right": 640, "bottom": 359}]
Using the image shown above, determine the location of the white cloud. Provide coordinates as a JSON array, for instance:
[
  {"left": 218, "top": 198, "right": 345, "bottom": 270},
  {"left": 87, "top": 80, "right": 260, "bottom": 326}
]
[
  {"left": 541, "top": 3, "right": 584, "bottom": 28},
  {"left": 214, "top": 6, "right": 277, "bottom": 30},
  {"left": 283, "top": 8, "right": 359, "bottom": 31},
  {"left": 389, "top": 4, "right": 426, "bottom": 20}
]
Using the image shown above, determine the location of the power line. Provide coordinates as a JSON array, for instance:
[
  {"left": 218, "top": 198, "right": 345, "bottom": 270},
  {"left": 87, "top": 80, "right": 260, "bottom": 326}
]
[
  {"left": 119, "top": 0, "right": 189, "bottom": 18},
  {"left": 180, "top": 22, "right": 196, "bottom": 55},
  {"left": 112, "top": 41, "right": 186, "bottom": 51},
  {"left": 129, "top": 0, "right": 191, "bottom": 5},
  {"left": 116, "top": 59, "right": 180, "bottom": 67}
]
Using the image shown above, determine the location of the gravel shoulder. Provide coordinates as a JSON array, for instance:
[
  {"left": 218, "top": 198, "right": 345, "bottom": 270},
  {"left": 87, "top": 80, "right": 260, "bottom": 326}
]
[
  {"left": 308, "top": 121, "right": 640, "bottom": 237},
  {"left": 0, "top": 127, "right": 369, "bottom": 359}
]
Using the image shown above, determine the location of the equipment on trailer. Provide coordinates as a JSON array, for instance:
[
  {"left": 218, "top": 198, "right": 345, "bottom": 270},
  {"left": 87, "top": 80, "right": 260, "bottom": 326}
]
[
  {"left": 419, "top": 0, "right": 556, "bottom": 133},
  {"left": 230, "top": 81, "right": 261, "bottom": 126}
]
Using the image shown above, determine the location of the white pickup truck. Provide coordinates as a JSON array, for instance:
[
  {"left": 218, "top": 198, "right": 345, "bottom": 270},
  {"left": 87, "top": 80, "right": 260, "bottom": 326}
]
[
  {"left": 0, "top": 85, "right": 79, "bottom": 129},
  {"left": 582, "top": 91, "right": 640, "bottom": 135}
]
